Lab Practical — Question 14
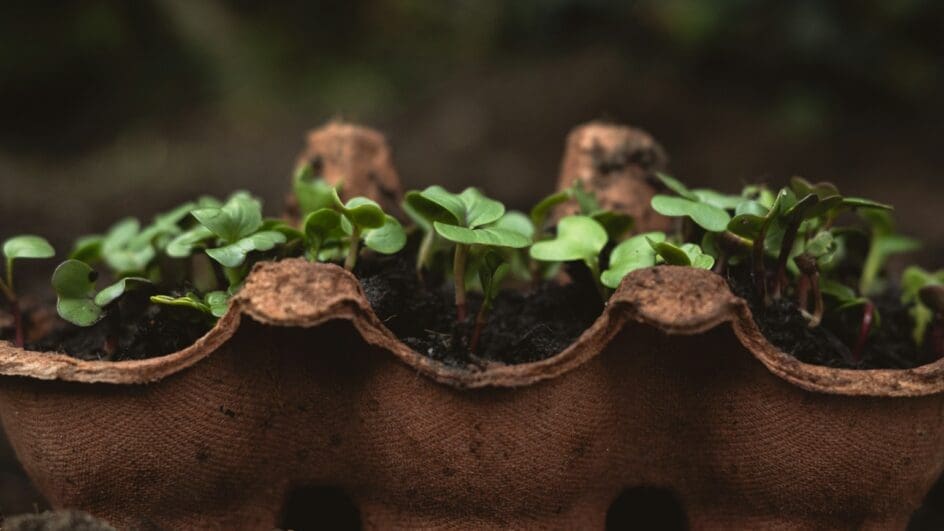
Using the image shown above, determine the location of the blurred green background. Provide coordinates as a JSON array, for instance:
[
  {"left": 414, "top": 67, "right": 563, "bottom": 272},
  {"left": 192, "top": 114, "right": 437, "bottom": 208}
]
[{"left": 1, "top": 0, "right": 943, "bottom": 526}]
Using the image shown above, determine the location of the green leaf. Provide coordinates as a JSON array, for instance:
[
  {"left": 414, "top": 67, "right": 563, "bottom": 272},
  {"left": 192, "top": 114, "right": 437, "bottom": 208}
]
[
  {"left": 434, "top": 223, "right": 531, "bottom": 248},
  {"left": 3, "top": 235, "right": 55, "bottom": 262},
  {"left": 681, "top": 243, "right": 716, "bottom": 269},
  {"left": 151, "top": 293, "right": 206, "bottom": 310},
  {"left": 404, "top": 186, "right": 505, "bottom": 229},
  {"left": 52, "top": 260, "right": 102, "bottom": 327},
  {"left": 69, "top": 235, "right": 104, "bottom": 263},
  {"left": 860, "top": 234, "right": 921, "bottom": 295},
  {"left": 260, "top": 219, "right": 304, "bottom": 241},
  {"left": 192, "top": 192, "right": 264, "bottom": 243},
  {"left": 842, "top": 197, "right": 894, "bottom": 211},
  {"left": 821, "top": 279, "right": 858, "bottom": 302},
  {"left": 601, "top": 232, "right": 665, "bottom": 288},
  {"left": 651, "top": 195, "right": 731, "bottom": 232},
  {"left": 529, "top": 216, "right": 607, "bottom": 262},
  {"left": 530, "top": 190, "right": 570, "bottom": 230},
  {"left": 805, "top": 231, "right": 836, "bottom": 259},
  {"left": 100, "top": 218, "right": 155, "bottom": 275},
  {"left": 648, "top": 239, "right": 691, "bottom": 266},
  {"left": 166, "top": 226, "right": 215, "bottom": 258},
  {"left": 293, "top": 164, "right": 339, "bottom": 215},
  {"left": 94, "top": 277, "right": 152, "bottom": 307},
  {"left": 303, "top": 209, "right": 344, "bottom": 256},
  {"left": 591, "top": 211, "right": 634, "bottom": 240},
  {"left": 693, "top": 189, "right": 744, "bottom": 210},
  {"left": 478, "top": 250, "right": 510, "bottom": 309},
  {"left": 571, "top": 181, "right": 602, "bottom": 214},
  {"left": 205, "top": 290, "right": 230, "bottom": 317},
  {"left": 364, "top": 215, "right": 407, "bottom": 254},
  {"left": 206, "top": 231, "right": 287, "bottom": 268},
  {"left": 493, "top": 211, "right": 535, "bottom": 241},
  {"left": 335, "top": 192, "right": 386, "bottom": 229},
  {"left": 654, "top": 173, "right": 698, "bottom": 201}
]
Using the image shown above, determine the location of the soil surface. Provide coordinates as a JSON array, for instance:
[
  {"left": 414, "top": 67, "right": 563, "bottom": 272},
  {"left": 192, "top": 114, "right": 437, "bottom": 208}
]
[
  {"left": 22, "top": 288, "right": 211, "bottom": 362},
  {"left": 355, "top": 253, "right": 603, "bottom": 367},
  {"left": 726, "top": 264, "right": 927, "bottom": 369}
]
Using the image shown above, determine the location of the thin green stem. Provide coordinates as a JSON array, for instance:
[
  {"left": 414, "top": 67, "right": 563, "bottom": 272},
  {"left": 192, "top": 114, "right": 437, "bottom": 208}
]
[
  {"left": 345, "top": 229, "right": 361, "bottom": 271},
  {"left": 0, "top": 277, "right": 14, "bottom": 303},
  {"left": 223, "top": 266, "right": 245, "bottom": 288},
  {"left": 585, "top": 257, "right": 608, "bottom": 301},
  {"left": 453, "top": 244, "right": 468, "bottom": 322},
  {"left": 416, "top": 231, "right": 433, "bottom": 278}
]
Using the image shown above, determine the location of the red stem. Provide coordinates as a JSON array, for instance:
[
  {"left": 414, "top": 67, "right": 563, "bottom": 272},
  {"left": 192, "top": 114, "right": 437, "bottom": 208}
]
[{"left": 852, "top": 301, "right": 875, "bottom": 364}]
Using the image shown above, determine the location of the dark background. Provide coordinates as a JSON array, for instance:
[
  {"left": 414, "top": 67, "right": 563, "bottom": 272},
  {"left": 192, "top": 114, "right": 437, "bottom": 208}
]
[{"left": 1, "top": 1, "right": 943, "bottom": 527}]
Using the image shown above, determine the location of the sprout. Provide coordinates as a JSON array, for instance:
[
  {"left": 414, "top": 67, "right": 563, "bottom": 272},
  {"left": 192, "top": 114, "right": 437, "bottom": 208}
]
[
  {"left": 404, "top": 186, "right": 530, "bottom": 321},
  {"left": 1, "top": 235, "right": 55, "bottom": 347},
  {"left": 469, "top": 250, "right": 509, "bottom": 355},
  {"left": 52, "top": 259, "right": 151, "bottom": 327},
  {"left": 648, "top": 239, "right": 715, "bottom": 270},
  {"left": 530, "top": 181, "right": 634, "bottom": 241},
  {"left": 650, "top": 173, "right": 732, "bottom": 232},
  {"left": 151, "top": 291, "right": 230, "bottom": 319},
  {"left": 293, "top": 163, "right": 338, "bottom": 215},
  {"left": 859, "top": 210, "right": 921, "bottom": 296},
  {"left": 71, "top": 202, "right": 199, "bottom": 277},
  {"left": 301, "top": 187, "right": 405, "bottom": 270},
  {"left": 530, "top": 215, "right": 608, "bottom": 299},
  {"left": 902, "top": 267, "right": 944, "bottom": 358},
  {"left": 600, "top": 232, "right": 665, "bottom": 289},
  {"left": 167, "top": 192, "right": 288, "bottom": 287}
]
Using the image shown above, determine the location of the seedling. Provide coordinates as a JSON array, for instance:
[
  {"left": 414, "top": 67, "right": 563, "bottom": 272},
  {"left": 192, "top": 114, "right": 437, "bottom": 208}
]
[
  {"left": 530, "top": 215, "right": 608, "bottom": 299},
  {"left": 650, "top": 173, "right": 733, "bottom": 233},
  {"left": 293, "top": 163, "right": 338, "bottom": 215},
  {"left": 902, "top": 267, "right": 944, "bottom": 360},
  {"left": 790, "top": 231, "right": 839, "bottom": 328},
  {"left": 151, "top": 291, "right": 230, "bottom": 319},
  {"left": 70, "top": 201, "right": 200, "bottom": 277},
  {"left": 404, "top": 186, "right": 530, "bottom": 321},
  {"left": 1, "top": 235, "right": 55, "bottom": 347},
  {"left": 167, "top": 192, "right": 288, "bottom": 287},
  {"left": 302, "top": 187, "right": 405, "bottom": 270},
  {"left": 859, "top": 209, "right": 921, "bottom": 296},
  {"left": 600, "top": 232, "right": 665, "bottom": 289},
  {"left": 820, "top": 279, "right": 880, "bottom": 364},
  {"left": 530, "top": 181, "right": 634, "bottom": 241},
  {"left": 469, "top": 250, "right": 509, "bottom": 354}
]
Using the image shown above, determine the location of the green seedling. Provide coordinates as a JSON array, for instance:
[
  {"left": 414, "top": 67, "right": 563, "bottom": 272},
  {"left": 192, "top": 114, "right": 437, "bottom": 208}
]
[
  {"left": 530, "top": 181, "right": 634, "bottom": 241},
  {"left": 469, "top": 250, "right": 510, "bottom": 354},
  {"left": 789, "top": 230, "right": 841, "bottom": 328},
  {"left": 1, "top": 235, "right": 55, "bottom": 347},
  {"left": 404, "top": 186, "right": 530, "bottom": 321},
  {"left": 902, "top": 266, "right": 944, "bottom": 353},
  {"left": 71, "top": 202, "right": 200, "bottom": 277},
  {"left": 648, "top": 239, "right": 715, "bottom": 270},
  {"left": 167, "top": 192, "right": 288, "bottom": 287},
  {"left": 530, "top": 215, "right": 608, "bottom": 299},
  {"left": 302, "top": 188, "right": 405, "bottom": 270},
  {"left": 859, "top": 209, "right": 920, "bottom": 296},
  {"left": 52, "top": 259, "right": 151, "bottom": 325},
  {"left": 820, "top": 279, "right": 879, "bottom": 364},
  {"left": 151, "top": 291, "right": 230, "bottom": 319},
  {"left": 600, "top": 232, "right": 665, "bottom": 289},
  {"left": 293, "top": 162, "right": 339, "bottom": 215},
  {"left": 650, "top": 173, "right": 733, "bottom": 233}
]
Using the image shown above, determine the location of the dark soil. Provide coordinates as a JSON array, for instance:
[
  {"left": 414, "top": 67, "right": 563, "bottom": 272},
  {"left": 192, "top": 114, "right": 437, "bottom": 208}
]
[
  {"left": 726, "top": 264, "right": 927, "bottom": 369},
  {"left": 23, "top": 287, "right": 211, "bottom": 362},
  {"left": 355, "top": 253, "right": 603, "bottom": 367}
]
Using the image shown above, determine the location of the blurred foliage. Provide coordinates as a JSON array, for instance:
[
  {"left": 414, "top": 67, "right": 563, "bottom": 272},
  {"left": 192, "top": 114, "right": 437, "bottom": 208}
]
[{"left": 1, "top": 0, "right": 942, "bottom": 157}]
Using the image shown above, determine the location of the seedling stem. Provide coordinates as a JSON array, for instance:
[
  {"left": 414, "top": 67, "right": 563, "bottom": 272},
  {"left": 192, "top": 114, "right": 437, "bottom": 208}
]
[{"left": 454, "top": 244, "right": 469, "bottom": 321}]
